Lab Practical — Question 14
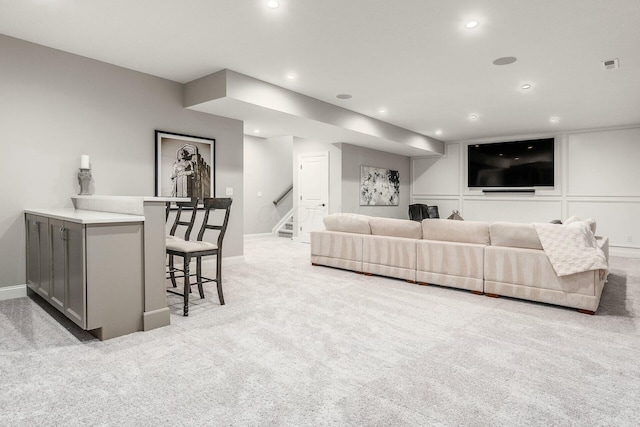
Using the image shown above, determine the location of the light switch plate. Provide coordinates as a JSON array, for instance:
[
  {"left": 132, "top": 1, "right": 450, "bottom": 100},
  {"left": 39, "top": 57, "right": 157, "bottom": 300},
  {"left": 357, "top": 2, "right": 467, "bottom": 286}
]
[{"left": 226, "top": 187, "right": 233, "bottom": 196}]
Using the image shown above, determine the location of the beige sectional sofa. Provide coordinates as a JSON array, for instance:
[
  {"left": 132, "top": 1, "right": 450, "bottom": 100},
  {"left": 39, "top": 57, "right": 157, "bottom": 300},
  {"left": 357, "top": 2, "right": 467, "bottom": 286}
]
[{"left": 310, "top": 214, "right": 609, "bottom": 314}]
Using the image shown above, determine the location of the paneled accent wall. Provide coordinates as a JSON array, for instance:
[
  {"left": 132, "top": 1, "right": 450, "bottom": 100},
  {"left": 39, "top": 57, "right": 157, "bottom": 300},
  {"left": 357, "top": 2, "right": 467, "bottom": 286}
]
[{"left": 411, "top": 126, "right": 640, "bottom": 257}]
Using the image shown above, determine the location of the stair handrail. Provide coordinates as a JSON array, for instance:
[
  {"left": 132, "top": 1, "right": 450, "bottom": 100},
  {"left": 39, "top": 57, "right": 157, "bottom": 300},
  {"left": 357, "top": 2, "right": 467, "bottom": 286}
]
[{"left": 273, "top": 184, "right": 293, "bottom": 206}]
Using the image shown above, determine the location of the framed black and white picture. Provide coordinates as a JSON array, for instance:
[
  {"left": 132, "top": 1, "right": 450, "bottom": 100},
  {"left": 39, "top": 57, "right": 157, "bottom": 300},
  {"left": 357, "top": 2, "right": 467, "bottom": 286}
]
[
  {"left": 155, "top": 130, "right": 215, "bottom": 203},
  {"left": 360, "top": 165, "right": 399, "bottom": 206}
]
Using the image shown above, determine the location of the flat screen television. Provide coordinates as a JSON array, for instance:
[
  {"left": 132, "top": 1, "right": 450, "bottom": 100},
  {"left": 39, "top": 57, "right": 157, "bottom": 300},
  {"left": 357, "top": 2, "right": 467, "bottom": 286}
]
[{"left": 468, "top": 138, "right": 554, "bottom": 188}]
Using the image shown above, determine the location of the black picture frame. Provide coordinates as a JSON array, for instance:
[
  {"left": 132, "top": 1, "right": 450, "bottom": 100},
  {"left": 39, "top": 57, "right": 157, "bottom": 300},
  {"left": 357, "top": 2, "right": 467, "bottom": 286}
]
[{"left": 155, "top": 130, "right": 215, "bottom": 204}]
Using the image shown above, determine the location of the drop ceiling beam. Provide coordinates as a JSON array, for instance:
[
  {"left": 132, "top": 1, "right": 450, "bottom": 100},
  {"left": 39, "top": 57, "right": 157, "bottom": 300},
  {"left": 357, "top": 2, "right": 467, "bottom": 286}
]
[{"left": 184, "top": 69, "right": 443, "bottom": 157}]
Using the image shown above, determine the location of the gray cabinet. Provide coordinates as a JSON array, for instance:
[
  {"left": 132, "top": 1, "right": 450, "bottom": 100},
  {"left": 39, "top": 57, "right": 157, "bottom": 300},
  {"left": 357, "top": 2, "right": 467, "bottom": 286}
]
[
  {"left": 49, "top": 219, "right": 86, "bottom": 328},
  {"left": 27, "top": 216, "right": 87, "bottom": 329},
  {"left": 25, "top": 212, "right": 143, "bottom": 340},
  {"left": 25, "top": 214, "right": 50, "bottom": 299}
]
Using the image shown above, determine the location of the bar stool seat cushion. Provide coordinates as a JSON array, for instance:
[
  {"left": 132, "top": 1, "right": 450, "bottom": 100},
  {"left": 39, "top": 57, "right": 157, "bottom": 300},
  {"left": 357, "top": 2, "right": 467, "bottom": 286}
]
[{"left": 166, "top": 239, "right": 218, "bottom": 253}]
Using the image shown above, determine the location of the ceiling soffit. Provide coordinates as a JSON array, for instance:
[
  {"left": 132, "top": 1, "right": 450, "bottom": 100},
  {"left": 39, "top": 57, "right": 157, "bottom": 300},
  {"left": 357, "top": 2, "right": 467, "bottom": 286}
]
[{"left": 184, "top": 69, "right": 444, "bottom": 157}]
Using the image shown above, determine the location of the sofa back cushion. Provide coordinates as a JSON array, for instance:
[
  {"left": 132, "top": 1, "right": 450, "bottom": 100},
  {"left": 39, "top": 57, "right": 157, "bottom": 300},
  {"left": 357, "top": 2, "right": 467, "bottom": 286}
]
[
  {"left": 490, "top": 222, "right": 543, "bottom": 250},
  {"left": 323, "top": 213, "right": 371, "bottom": 234},
  {"left": 369, "top": 217, "right": 422, "bottom": 239},
  {"left": 422, "top": 219, "right": 490, "bottom": 245}
]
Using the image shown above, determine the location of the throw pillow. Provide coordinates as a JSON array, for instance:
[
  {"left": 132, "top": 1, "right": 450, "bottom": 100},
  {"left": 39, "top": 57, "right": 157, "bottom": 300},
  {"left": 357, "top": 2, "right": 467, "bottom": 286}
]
[{"left": 447, "top": 210, "right": 464, "bottom": 221}]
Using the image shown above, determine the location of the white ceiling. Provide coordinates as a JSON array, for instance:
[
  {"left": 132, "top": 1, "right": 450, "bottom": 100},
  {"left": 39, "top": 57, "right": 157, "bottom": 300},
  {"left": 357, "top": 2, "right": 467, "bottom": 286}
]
[{"left": 1, "top": 0, "right": 639, "bottom": 144}]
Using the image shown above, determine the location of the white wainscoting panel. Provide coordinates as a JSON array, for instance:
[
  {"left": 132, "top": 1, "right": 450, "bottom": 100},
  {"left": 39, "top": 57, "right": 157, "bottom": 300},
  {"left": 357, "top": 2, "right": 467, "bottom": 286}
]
[
  {"left": 567, "top": 200, "right": 640, "bottom": 250},
  {"left": 412, "top": 143, "right": 459, "bottom": 196},
  {"left": 463, "top": 199, "right": 562, "bottom": 223},
  {"left": 567, "top": 128, "right": 640, "bottom": 196}
]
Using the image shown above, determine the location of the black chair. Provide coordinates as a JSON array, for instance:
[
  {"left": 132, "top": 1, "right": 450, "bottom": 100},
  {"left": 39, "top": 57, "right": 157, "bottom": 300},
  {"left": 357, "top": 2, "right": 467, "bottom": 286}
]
[
  {"left": 427, "top": 205, "right": 440, "bottom": 219},
  {"left": 166, "top": 198, "right": 199, "bottom": 288},
  {"left": 409, "top": 203, "right": 439, "bottom": 221},
  {"left": 166, "top": 198, "right": 232, "bottom": 316},
  {"left": 408, "top": 204, "right": 429, "bottom": 221}
]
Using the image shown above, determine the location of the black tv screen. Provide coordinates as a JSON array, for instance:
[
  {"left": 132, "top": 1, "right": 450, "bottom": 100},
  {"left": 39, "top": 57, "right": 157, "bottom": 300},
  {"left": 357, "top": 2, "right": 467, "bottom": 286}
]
[{"left": 468, "top": 138, "right": 554, "bottom": 188}]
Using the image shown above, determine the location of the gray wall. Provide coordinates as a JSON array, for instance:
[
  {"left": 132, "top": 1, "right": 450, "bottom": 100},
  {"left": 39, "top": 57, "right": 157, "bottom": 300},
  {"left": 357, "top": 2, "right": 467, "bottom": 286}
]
[
  {"left": 291, "top": 139, "right": 411, "bottom": 237},
  {"left": 244, "top": 135, "right": 293, "bottom": 234},
  {"left": 341, "top": 143, "right": 411, "bottom": 219},
  {"left": 0, "top": 34, "right": 244, "bottom": 289}
]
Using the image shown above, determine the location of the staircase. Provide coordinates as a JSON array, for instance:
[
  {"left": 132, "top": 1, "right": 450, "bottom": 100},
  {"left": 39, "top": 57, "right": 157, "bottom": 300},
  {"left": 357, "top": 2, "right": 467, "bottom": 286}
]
[{"left": 277, "top": 216, "right": 293, "bottom": 239}]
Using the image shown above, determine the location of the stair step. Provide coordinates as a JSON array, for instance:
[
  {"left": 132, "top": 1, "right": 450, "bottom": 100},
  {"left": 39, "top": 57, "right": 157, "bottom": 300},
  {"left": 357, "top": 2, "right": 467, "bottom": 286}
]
[
  {"left": 278, "top": 229, "right": 293, "bottom": 238},
  {"left": 285, "top": 221, "right": 293, "bottom": 230}
]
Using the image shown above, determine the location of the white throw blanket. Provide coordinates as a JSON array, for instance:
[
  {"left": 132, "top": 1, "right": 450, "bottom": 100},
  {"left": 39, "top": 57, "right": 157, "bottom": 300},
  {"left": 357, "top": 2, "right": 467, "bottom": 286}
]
[{"left": 533, "top": 222, "right": 608, "bottom": 277}]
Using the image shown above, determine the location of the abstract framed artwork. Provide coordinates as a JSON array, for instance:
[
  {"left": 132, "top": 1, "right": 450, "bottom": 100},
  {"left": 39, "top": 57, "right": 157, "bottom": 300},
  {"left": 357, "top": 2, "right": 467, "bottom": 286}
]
[
  {"left": 360, "top": 165, "right": 400, "bottom": 206},
  {"left": 155, "top": 130, "right": 215, "bottom": 203}
]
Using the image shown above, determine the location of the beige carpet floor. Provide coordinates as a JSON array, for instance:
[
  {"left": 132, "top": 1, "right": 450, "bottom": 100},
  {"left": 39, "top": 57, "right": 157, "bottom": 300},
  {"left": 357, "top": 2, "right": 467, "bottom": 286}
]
[{"left": 1, "top": 236, "right": 639, "bottom": 426}]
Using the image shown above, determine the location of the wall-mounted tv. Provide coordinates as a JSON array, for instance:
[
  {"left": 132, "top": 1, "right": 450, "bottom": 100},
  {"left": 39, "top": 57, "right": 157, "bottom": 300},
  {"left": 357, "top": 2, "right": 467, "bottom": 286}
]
[{"left": 468, "top": 138, "right": 554, "bottom": 188}]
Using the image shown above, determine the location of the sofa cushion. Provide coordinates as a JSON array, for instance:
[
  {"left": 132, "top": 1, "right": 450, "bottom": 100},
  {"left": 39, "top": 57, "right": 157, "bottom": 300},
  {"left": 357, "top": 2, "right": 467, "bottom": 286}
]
[
  {"left": 369, "top": 217, "right": 422, "bottom": 239},
  {"left": 490, "top": 222, "right": 543, "bottom": 250},
  {"left": 323, "top": 213, "right": 371, "bottom": 234},
  {"left": 421, "top": 219, "right": 490, "bottom": 245}
]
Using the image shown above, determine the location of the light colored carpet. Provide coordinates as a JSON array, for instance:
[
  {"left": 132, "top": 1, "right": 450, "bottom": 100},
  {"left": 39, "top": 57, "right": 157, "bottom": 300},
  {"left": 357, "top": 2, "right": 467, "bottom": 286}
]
[{"left": 1, "top": 236, "right": 639, "bottom": 426}]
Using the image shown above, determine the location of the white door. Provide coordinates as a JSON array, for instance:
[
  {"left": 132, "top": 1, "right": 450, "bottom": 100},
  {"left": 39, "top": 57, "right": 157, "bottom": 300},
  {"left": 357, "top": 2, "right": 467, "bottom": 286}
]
[{"left": 297, "top": 152, "right": 329, "bottom": 243}]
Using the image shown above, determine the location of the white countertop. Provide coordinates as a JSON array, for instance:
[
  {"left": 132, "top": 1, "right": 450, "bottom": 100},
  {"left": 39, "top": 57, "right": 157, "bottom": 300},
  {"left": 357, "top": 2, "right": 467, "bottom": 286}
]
[
  {"left": 25, "top": 208, "right": 145, "bottom": 224},
  {"left": 73, "top": 195, "right": 190, "bottom": 203},
  {"left": 72, "top": 195, "right": 191, "bottom": 215}
]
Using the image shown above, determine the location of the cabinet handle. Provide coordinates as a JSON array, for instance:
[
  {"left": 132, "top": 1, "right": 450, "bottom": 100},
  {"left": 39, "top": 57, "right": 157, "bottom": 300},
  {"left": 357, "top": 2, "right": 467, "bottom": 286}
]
[{"left": 60, "top": 227, "right": 67, "bottom": 240}]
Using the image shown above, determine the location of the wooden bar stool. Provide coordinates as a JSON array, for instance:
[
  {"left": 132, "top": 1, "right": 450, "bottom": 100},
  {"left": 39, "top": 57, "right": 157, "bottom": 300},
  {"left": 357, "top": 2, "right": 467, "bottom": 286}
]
[
  {"left": 166, "top": 198, "right": 199, "bottom": 288},
  {"left": 166, "top": 198, "right": 232, "bottom": 316}
]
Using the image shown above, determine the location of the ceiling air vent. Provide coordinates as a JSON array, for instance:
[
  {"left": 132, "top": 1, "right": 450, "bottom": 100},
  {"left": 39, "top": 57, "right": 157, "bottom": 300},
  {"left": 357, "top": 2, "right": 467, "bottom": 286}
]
[{"left": 601, "top": 58, "right": 619, "bottom": 70}]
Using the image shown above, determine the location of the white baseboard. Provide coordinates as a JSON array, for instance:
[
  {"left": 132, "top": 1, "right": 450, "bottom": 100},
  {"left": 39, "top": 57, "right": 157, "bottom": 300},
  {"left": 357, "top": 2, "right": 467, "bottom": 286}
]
[
  {"left": 0, "top": 284, "right": 27, "bottom": 301},
  {"left": 610, "top": 247, "right": 640, "bottom": 258}
]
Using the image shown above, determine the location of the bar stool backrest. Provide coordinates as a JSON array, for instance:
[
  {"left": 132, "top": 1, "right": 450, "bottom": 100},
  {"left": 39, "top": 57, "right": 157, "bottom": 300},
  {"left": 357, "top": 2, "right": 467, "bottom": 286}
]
[
  {"left": 197, "top": 198, "right": 233, "bottom": 248},
  {"left": 169, "top": 197, "right": 199, "bottom": 240}
]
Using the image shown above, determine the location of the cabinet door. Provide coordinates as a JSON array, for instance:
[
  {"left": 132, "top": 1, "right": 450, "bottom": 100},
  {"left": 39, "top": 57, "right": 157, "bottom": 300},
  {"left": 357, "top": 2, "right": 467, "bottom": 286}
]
[
  {"left": 49, "top": 219, "right": 65, "bottom": 312},
  {"left": 65, "top": 221, "right": 86, "bottom": 328},
  {"left": 37, "top": 217, "right": 51, "bottom": 298},
  {"left": 25, "top": 215, "right": 50, "bottom": 298},
  {"left": 25, "top": 215, "right": 40, "bottom": 293}
]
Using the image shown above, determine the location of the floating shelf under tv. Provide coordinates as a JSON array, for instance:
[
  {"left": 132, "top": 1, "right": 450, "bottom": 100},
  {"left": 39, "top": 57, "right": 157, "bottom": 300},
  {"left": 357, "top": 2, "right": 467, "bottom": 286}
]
[{"left": 482, "top": 188, "right": 536, "bottom": 194}]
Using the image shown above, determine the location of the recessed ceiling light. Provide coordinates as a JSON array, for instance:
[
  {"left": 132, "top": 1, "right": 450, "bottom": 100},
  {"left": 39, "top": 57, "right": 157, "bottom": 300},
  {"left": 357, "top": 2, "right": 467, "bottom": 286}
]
[
  {"left": 521, "top": 84, "right": 532, "bottom": 90},
  {"left": 266, "top": 0, "right": 279, "bottom": 8},
  {"left": 435, "top": 130, "right": 443, "bottom": 136},
  {"left": 465, "top": 20, "right": 479, "bottom": 29},
  {"left": 550, "top": 116, "right": 560, "bottom": 123},
  {"left": 493, "top": 56, "right": 517, "bottom": 66},
  {"left": 469, "top": 113, "right": 479, "bottom": 120},
  {"left": 286, "top": 74, "right": 295, "bottom": 80},
  {"left": 336, "top": 94, "right": 352, "bottom": 99},
  {"left": 378, "top": 108, "right": 387, "bottom": 114},
  {"left": 254, "top": 129, "right": 260, "bottom": 134}
]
